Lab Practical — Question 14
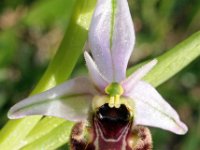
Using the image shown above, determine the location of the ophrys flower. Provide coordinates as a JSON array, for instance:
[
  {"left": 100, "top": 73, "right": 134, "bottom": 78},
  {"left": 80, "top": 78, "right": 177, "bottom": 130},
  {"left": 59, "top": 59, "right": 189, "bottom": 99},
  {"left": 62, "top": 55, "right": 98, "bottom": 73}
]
[{"left": 8, "top": 0, "right": 188, "bottom": 149}]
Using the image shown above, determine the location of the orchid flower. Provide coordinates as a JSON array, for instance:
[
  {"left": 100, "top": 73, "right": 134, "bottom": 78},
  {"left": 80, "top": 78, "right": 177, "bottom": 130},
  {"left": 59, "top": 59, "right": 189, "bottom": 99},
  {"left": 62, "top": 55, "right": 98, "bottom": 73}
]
[{"left": 8, "top": 0, "right": 188, "bottom": 149}]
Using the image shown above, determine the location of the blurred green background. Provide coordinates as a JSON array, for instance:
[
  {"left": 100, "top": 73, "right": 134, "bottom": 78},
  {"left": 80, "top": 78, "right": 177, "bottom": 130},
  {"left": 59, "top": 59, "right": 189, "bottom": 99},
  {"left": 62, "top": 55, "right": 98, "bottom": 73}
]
[{"left": 0, "top": 0, "right": 199, "bottom": 149}]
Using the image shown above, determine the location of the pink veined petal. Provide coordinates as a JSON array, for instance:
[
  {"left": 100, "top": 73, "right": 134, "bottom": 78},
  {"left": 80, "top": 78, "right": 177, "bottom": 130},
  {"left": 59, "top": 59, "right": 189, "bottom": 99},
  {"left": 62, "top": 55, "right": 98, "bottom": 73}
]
[
  {"left": 122, "top": 59, "right": 157, "bottom": 94},
  {"left": 89, "top": 0, "right": 113, "bottom": 82},
  {"left": 84, "top": 51, "right": 109, "bottom": 91},
  {"left": 8, "top": 77, "right": 97, "bottom": 122},
  {"left": 111, "top": 0, "right": 135, "bottom": 82},
  {"left": 89, "top": 0, "right": 135, "bottom": 82},
  {"left": 125, "top": 81, "right": 188, "bottom": 135}
]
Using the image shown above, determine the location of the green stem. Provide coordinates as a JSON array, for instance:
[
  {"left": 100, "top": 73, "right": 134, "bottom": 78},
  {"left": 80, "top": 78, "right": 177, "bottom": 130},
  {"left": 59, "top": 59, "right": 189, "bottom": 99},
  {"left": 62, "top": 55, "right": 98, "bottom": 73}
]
[{"left": 0, "top": 0, "right": 96, "bottom": 149}]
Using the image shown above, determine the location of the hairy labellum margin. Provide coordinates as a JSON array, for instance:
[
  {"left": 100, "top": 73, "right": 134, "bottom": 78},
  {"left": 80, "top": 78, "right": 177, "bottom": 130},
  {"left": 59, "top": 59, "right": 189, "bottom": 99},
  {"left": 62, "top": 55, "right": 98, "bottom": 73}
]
[{"left": 70, "top": 103, "right": 152, "bottom": 150}]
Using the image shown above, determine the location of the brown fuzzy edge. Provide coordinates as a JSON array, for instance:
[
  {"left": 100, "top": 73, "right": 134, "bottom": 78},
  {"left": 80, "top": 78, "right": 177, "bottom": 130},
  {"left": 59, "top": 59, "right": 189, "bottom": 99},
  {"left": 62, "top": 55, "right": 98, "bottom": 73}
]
[
  {"left": 131, "top": 126, "right": 153, "bottom": 150},
  {"left": 70, "top": 122, "right": 87, "bottom": 150}
]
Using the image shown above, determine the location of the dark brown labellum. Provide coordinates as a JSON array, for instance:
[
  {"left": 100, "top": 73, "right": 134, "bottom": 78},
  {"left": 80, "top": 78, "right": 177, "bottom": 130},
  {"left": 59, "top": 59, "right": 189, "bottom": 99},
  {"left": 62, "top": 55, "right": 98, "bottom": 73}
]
[{"left": 70, "top": 104, "right": 152, "bottom": 150}]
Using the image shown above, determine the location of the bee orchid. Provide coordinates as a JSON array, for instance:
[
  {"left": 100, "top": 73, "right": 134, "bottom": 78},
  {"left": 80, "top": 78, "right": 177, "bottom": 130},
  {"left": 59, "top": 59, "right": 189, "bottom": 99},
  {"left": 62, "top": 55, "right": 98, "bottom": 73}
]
[{"left": 8, "top": 0, "right": 188, "bottom": 149}]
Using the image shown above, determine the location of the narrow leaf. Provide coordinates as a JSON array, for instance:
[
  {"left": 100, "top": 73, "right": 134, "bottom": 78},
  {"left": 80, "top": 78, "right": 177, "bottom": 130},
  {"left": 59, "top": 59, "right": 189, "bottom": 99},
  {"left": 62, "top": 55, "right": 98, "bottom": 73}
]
[
  {"left": 0, "top": 0, "right": 94, "bottom": 149},
  {"left": 21, "top": 122, "right": 74, "bottom": 150},
  {"left": 128, "top": 31, "right": 200, "bottom": 87},
  {"left": 24, "top": 117, "right": 66, "bottom": 145}
]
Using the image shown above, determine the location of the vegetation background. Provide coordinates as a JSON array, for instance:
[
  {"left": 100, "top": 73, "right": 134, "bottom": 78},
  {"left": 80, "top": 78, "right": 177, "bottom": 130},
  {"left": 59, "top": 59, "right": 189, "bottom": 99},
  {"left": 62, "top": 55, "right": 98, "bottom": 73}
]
[{"left": 0, "top": 0, "right": 199, "bottom": 149}]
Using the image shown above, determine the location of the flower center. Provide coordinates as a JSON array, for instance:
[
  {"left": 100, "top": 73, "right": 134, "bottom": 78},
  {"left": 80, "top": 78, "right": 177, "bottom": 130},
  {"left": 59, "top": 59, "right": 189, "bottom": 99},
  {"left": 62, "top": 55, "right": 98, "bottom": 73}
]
[{"left": 105, "top": 82, "right": 124, "bottom": 108}]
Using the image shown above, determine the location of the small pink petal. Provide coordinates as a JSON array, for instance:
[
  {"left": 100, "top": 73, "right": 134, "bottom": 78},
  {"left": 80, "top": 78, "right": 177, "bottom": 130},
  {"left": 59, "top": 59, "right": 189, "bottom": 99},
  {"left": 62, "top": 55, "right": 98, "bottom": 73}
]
[
  {"left": 125, "top": 81, "right": 188, "bottom": 135},
  {"left": 84, "top": 51, "right": 109, "bottom": 91},
  {"left": 89, "top": 0, "right": 135, "bottom": 82},
  {"left": 122, "top": 59, "right": 157, "bottom": 94},
  {"left": 8, "top": 77, "right": 97, "bottom": 122}
]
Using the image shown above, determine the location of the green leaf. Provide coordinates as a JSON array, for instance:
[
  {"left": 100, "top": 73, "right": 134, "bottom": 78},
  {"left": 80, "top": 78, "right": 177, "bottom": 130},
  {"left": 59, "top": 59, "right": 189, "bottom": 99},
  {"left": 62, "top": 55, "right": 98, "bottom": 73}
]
[
  {"left": 23, "top": 117, "right": 66, "bottom": 145},
  {"left": 127, "top": 31, "right": 200, "bottom": 87},
  {"left": 21, "top": 121, "right": 74, "bottom": 150},
  {"left": 0, "top": 0, "right": 95, "bottom": 149},
  {"left": 143, "top": 31, "right": 200, "bottom": 87}
]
